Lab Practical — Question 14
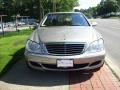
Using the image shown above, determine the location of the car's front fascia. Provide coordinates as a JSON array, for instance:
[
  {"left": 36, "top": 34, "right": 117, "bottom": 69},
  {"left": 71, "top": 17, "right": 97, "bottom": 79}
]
[{"left": 25, "top": 12, "right": 105, "bottom": 71}]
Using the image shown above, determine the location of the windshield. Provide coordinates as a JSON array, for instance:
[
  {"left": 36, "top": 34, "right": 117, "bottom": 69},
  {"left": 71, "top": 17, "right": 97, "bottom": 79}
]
[{"left": 42, "top": 13, "right": 90, "bottom": 26}]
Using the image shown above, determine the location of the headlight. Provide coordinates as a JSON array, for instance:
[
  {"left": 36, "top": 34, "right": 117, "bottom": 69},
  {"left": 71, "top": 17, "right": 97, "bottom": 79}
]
[
  {"left": 26, "top": 40, "right": 45, "bottom": 54},
  {"left": 86, "top": 38, "right": 104, "bottom": 53}
]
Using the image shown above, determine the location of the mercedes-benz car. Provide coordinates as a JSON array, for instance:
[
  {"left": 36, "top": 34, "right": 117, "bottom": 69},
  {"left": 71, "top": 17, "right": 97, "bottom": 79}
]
[{"left": 25, "top": 12, "right": 105, "bottom": 71}]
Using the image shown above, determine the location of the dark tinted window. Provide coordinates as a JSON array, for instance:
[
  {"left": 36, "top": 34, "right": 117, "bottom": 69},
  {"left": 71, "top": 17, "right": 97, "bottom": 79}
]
[{"left": 43, "top": 13, "right": 89, "bottom": 26}]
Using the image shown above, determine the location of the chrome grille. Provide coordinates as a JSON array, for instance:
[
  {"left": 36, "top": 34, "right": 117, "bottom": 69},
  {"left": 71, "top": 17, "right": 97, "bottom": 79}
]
[{"left": 45, "top": 43, "right": 85, "bottom": 55}]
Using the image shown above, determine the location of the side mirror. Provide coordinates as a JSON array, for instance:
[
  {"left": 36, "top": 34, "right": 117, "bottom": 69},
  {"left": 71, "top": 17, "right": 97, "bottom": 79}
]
[
  {"left": 91, "top": 22, "right": 97, "bottom": 26},
  {"left": 33, "top": 23, "right": 39, "bottom": 30}
]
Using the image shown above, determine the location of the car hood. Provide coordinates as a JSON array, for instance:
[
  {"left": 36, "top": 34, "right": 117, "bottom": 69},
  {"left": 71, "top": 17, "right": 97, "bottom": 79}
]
[{"left": 30, "top": 26, "right": 99, "bottom": 43}]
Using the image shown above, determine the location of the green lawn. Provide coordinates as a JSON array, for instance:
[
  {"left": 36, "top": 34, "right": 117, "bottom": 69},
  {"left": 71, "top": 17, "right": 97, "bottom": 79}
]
[{"left": 0, "top": 30, "right": 33, "bottom": 75}]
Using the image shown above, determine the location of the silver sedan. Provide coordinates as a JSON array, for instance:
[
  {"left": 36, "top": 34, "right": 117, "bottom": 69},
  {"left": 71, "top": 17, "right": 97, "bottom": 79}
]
[{"left": 25, "top": 12, "right": 105, "bottom": 71}]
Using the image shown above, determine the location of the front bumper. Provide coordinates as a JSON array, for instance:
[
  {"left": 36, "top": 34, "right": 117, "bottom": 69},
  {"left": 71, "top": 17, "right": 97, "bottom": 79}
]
[{"left": 25, "top": 50, "right": 105, "bottom": 71}]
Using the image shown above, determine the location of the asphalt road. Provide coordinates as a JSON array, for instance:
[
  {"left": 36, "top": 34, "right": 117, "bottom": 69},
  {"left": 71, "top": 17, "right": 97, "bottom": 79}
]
[{"left": 92, "top": 19, "right": 120, "bottom": 69}]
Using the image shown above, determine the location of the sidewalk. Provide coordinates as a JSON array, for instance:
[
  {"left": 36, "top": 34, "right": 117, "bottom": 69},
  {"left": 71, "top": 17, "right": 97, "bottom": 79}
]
[
  {"left": 0, "top": 63, "right": 120, "bottom": 90},
  {"left": 70, "top": 64, "right": 120, "bottom": 90}
]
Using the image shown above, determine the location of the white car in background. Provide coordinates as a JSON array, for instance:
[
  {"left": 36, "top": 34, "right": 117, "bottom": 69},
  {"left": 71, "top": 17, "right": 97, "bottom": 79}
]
[
  {"left": 25, "top": 12, "right": 105, "bottom": 71},
  {"left": 6, "top": 22, "right": 15, "bottom": 27}
]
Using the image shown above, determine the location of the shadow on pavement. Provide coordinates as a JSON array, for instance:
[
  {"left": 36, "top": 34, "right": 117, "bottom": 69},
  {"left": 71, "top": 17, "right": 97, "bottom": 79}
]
[
  {"left": 69, "top": 70, "right": 93, "bottom": 85},
  {"left": 0, "top": 48, "right": 93, "bottom": 87},
  {"left": 0, "top": 48, "right": 25, "bottom": 76}
]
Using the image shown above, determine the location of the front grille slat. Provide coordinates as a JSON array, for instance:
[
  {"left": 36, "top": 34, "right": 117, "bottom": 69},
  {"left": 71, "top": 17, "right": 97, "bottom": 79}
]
[{"left": 45, "top": 43, "right": 85, "bottom": 56}]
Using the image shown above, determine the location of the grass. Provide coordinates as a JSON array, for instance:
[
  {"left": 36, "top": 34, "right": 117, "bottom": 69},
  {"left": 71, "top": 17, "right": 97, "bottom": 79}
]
[{"left": 0, "top": 29, "right": 33, "bottom": 75}]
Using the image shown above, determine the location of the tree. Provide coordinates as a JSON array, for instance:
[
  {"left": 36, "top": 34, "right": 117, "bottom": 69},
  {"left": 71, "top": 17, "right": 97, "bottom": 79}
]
[
  {"left": 0, "top": 0, "right": 3, "bottom": 9},
  {"left": 97, "top": 0, "right": 119, "bottom": 16},
  {"left": 0, "top": 0, "right": 5, "bottom": 14},
  {"left": 80, "top": 0, "right": 120, "bottom": 18},
  {"left": 80, "top": 7, "right": 98, "bottom": 18},
  {"left": 116, "top": 0, "right": 120, "bottom": 11},
  {"left": 0, "top": 0, "right": 79, "bottom": 21}
]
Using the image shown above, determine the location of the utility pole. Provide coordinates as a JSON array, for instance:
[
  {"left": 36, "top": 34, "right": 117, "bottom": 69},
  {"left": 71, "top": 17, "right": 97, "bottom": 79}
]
[
  {"left": 0, "top": 15, "right": 7, "bottom": 36},
  {"left": 12, "top": 14, "right": 20, "bottom": 32},
  {"left": 39, "top": 0, "right": 43, "bottom": 21},
  {"left": 53, "top": 0, "right": 56, "bottom": 12}
]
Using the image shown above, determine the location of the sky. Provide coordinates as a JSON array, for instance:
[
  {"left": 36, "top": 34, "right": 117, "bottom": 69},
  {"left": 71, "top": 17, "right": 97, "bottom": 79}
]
[{"left": 74, "top": 0, "right": 101, "bottom": 9}]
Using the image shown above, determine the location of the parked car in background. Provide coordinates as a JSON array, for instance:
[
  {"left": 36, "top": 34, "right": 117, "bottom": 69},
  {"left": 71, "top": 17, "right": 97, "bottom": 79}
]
[
  {"left": 15, "top": 21, "right": 25, "bottom": 26},
  {"left": 20, "top": 18, "right": 37, "bottom": 25},
  {"left": 5, "top": 22, "right": 15, "bottom": 27},
  {"left": 25, "top": 12, "right": 105, "bottom": 71}
]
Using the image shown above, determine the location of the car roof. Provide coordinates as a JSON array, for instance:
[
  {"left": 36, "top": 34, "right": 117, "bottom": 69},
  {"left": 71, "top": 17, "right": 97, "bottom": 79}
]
[{"left": 48, "top": 12, "right": 82, "bottom": 14}]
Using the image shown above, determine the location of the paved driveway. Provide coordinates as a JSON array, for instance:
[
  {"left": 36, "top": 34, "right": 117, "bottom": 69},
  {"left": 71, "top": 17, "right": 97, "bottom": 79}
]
[{"left": 0, "top": 59, "right": 69, "bottom": 90}]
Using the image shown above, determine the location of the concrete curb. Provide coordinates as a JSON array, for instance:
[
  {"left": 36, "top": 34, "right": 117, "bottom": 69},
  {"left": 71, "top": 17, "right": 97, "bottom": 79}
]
[
  {"left": 0, "top": 81, "right": 69, "bottom": 90},
  {"left": 105, "top": 55, "right": 120, "bottom": 80}
]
